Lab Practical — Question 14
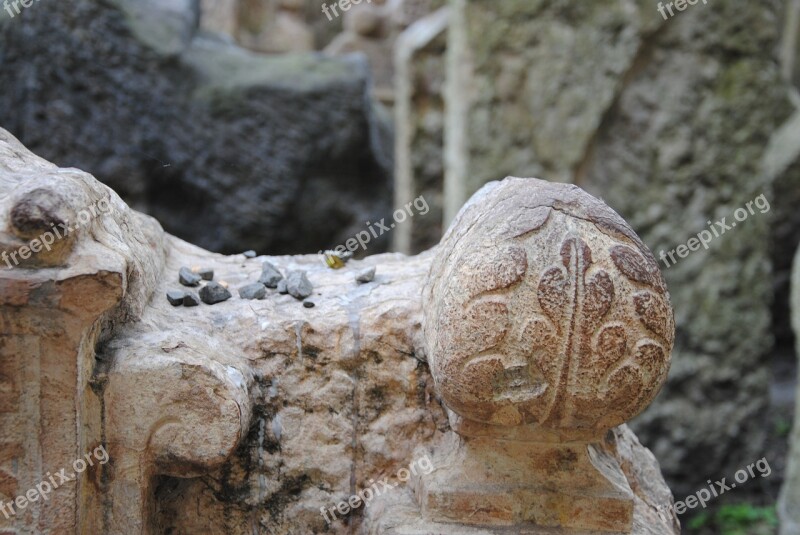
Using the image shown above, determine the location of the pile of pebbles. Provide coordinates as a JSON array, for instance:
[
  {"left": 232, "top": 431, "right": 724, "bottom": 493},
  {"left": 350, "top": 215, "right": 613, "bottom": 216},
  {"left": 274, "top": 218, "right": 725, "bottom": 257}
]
[
  {"left": 166, "top": 258, "right": 372, "bottom": 308},
  {"left": 167, "top": 256, "right": 378, "bottom": 308},
  {"left": 169, "top": 266, "right": 234, "bottom": 306}
]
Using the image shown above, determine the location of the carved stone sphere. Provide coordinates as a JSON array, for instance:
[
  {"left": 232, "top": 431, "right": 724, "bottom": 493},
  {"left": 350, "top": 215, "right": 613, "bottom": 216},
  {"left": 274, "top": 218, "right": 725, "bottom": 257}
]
[{"left": 423, "top": 178, "right": 674, "bottom": 431}]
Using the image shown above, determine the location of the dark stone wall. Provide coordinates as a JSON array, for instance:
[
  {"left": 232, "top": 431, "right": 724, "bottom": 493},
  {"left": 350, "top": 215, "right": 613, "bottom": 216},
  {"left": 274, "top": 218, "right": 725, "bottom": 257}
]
[{"left": 0, "top": 0, "right": 393, "bottom": 255}]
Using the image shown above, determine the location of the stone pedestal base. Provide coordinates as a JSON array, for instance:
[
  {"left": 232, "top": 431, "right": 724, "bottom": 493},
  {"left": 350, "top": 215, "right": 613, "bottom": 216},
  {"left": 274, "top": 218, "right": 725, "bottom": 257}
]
[
  {"left": 412, "top": 431, "right": 633, "bottom": 532},
  {"left": 365, "top": 490, "right": 631, "bottom": 535},
  {"left": 363, "top": 425, "right": 679, "bottom": 535}
]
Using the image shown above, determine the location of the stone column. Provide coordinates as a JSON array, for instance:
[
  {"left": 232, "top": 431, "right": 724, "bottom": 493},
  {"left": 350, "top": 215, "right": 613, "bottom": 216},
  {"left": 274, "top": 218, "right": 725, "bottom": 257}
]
[
  {"left": 0, "top": 128, "right": 163, "bottom": 533},
  {"left": 0, "top": 129, "right": 252, "bottom": 534},
  {"left": 365, "top": 177, "right": 678, "bottom": 534}
]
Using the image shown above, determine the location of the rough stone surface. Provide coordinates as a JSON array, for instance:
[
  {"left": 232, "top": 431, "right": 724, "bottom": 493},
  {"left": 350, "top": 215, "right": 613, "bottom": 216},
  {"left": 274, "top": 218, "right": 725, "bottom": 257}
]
[
  {"left": 238, "top": 282, "right": 267, "bottom": 300},
  {"left": 179, "top": 266, "right": 202, "bottom": 287},
  {"left": 374, "top": 177, "right": 675, "bottom": 533},
  {"left": 0, "top": 0, "right": 393, "bottom": 256},
  {"left": 183, "top": 292, "right": 201, "bottom": 307},
  {"left": 444, "top": 0, "right": 795, "bottom": 495},
  {"left": 363, "top": 426, "right": 678, "bottom": 535},
  {"left": 200, "top": 281, "right": 233, "bottom": 304},
  {"left": 276, "top": 278, "right": 289, "bottom": 294},
  {"left": 780, "top": 243, "right": 800, "bottom": 535},
  {"left": 356, "top": 266, "right": 377, "bottom": 284},
  {"left": 193, "top": 266, "right": 215, "bottom": 281},
  {"left": 0, "top": 132, "right": 676, "bottom": 534},
  {"left": 424, "top": 178, "right": 673, "bottom": 430},
  {"left": 167, "top": 289, "right": 187, "bottom": 306},
  {"left": 285, "top": 269, "right": 313, "bottom": 300},
  {"left": 0, "top": 127, "right": 168, "bottom": 534},
  {"left": 259, "top": 261, "right": 284, "bottom": 288}
]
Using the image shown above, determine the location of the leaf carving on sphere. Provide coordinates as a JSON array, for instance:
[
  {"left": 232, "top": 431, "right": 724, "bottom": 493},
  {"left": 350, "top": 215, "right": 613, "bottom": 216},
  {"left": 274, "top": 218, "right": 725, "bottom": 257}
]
[
  {"left": 633, "top": 291, "right": 671, "bottom": 342},
  {"left": 538, "top": 266, "right": 568, "bottom": 328},
  {"left": 593, "top": 324, "right": 628, "bottom": 377},
  {"left": 610, "top": 245, "right": 662, "bottom": 290},
  {"left": 584, "top": 270, "right": 614, "bottom": 329},
  {"left": 499, "top": 206, "right": 551, "bottom": 239},
  {"left": 605, "top": 365, "right": 643, "bottom": 414},
  {"left": 537, "top": 236, "right": 611, "bottom": 425},
  {"left": 535, "top": 237, "right": 670, "bottom": 428}
]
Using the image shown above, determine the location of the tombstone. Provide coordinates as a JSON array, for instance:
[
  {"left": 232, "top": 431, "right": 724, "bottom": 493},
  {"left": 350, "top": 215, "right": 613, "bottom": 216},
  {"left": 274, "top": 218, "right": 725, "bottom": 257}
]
[{"left": 0, "top": 128, "right": 677, "bottom": 533}]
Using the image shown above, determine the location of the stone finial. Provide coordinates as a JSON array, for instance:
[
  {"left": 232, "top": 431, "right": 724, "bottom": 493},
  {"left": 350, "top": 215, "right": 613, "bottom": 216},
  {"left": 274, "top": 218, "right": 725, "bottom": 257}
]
[
  {"left": 424, "top": 177, "right": 674, "bottom": 432},
  {"left": 413, "top": 177, "right": 675, "bottom": 531}
]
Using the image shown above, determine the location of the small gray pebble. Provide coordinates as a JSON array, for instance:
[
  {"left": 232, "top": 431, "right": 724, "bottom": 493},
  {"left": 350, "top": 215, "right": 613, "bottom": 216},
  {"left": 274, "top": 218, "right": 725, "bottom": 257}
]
[
  {"left": 183, "top": 293, "right": 200, "bottom": 307},
  {"left": 259, "top": 261, "right": 284, "bottom": 288},
  {"left": 179, "top": 266, "right": 201, "bottom": 287},
  {"left": 243, "top": 250, "right": 257, "bottom": 258},
  {"left": 200, "top": 282, "right": 232, "bottom": 304},
  {"left": 303, "top": 301, "right": 315, "bottom": 309},
  {"left": 286, "top": 270, "right": 313, "bottom": 300},
  {"left": 239, "top": 283, "right": 267, "bottom": 300},
  {"left": 196, "top": 268, "right": 214, "bottom": 281},
  {"left": 277, "top": 279, "right": 288, "bottom": 294},
  {"left": 167, "top": 290, "right": 186, "bottom": 306},
  {"left": 355, "top": 267, "right": 376, "bottom": 284}
]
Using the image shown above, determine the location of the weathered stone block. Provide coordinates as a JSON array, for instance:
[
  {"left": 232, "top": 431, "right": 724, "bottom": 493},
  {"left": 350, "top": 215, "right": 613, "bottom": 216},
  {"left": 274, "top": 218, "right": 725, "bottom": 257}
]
[{"left": 0, "top": 130, "right": 676, "bottom": 533}]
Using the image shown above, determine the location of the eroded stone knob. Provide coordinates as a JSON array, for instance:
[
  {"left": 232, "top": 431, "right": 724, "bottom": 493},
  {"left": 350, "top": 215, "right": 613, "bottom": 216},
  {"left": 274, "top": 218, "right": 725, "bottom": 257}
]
[
  {"left": 4, "top": 187, "right": 77, "bottom": 267},
  {"left": 423, "top": 178, "right": 674, "bottom": 431}
]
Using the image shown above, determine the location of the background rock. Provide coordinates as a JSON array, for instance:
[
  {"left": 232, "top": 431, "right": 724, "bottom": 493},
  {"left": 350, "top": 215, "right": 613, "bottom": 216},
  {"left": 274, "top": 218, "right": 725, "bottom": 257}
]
[
  {"left": 0, "top": 0, "right": 393, "bottom": 256},
  {"left": 780, "top": 243, "right": 800, "bottom": 533},
  {"left": 580, "top": 1, "right": 793, "bottom": 496}
]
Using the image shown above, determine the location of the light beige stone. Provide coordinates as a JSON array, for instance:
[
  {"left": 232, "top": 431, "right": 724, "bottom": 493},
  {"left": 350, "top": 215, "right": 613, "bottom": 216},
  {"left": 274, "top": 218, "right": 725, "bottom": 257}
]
[
  {"left": 366, "top": 177, "right": 676, "bottom": 533},
  {"left": 0, "top": 130, "right": 676, "bottom": 534},
  {"left": 200, "top": 0, "right": 239, "bottom": 37}
]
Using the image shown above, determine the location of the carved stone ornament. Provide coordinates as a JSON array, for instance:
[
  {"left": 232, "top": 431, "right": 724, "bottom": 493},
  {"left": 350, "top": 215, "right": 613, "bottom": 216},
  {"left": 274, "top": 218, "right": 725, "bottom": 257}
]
[
  {"left": 405, "top": 177, "right": 675, "bottom": 532},
  {"left": 424, "top": 177, "right": 674, "bottom": 432}
]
